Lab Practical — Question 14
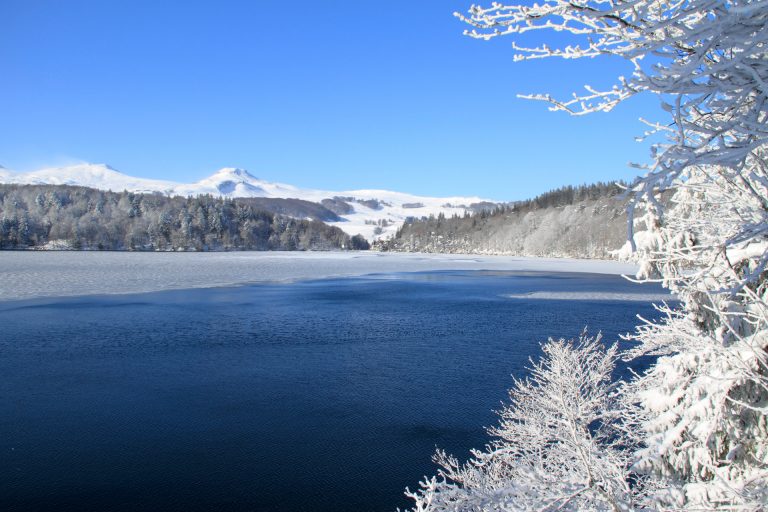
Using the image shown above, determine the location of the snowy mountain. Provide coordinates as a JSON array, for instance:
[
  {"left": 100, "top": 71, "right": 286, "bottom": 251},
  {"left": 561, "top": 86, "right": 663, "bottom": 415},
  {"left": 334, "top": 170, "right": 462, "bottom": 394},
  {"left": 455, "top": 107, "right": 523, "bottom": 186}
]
[
  {"left": 2, "top": 164, "right": 179, "bottom": 195},
  {"left": 0, "top": 164, "right": 497, "bottom": 241}
]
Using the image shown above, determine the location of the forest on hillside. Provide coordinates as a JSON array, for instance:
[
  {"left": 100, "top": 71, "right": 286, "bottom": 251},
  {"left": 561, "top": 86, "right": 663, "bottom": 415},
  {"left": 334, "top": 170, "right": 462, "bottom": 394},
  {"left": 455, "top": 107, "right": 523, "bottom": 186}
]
[
  {"left": 509, "top": 181, "right": 625, "bottom": 211},
  {"left": 0, "top": 184, "right": 369, "bottom": 251},
  {"left": 379, "top": 181, "right": 628, "bottom": 258}
]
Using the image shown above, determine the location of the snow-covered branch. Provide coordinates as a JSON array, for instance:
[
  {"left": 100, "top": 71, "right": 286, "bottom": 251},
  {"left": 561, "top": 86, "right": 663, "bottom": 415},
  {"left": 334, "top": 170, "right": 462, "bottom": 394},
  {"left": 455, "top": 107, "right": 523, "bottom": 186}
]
[
  {"left": 406, "top": 2, "right": 768, "bottom": 509},
  {"left": 456, "top": 0, "right": 768, "bottom": 204}
]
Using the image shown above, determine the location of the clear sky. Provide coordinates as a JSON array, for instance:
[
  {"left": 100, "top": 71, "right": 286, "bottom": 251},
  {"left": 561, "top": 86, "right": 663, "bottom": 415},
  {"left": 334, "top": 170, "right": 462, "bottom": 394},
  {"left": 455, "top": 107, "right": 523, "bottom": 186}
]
[{"left": 1, "top": 0, "right": 659, "bottom": 201}]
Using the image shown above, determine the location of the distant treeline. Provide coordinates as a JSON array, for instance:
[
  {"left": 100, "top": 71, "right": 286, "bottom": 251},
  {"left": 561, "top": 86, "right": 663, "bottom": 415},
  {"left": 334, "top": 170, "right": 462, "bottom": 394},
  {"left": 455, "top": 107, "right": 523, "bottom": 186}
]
[
  {"left": 477, "top": 181, "right": 627, "bottom": 218},
  {"left": 0, "top": 184, "right": 370, "bottom": 251},
  {"left": 399, "top": 181, "right": 627, "bottom": 225},
  {"left": 512, "top": 181, "right": 626, "bottom": 211}
]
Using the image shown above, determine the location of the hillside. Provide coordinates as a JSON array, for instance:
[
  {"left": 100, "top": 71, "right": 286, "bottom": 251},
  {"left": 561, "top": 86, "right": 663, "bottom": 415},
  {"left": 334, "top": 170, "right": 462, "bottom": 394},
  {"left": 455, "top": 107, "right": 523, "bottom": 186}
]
[
  {"left": 0, "top": 184, "right": 369, "bottom": 252},
  {"left": 377, "top": 183, "right": 630, "bottom": 259},
  {"left": 0, "top": 164, "right": 497, "bottom": 241}
]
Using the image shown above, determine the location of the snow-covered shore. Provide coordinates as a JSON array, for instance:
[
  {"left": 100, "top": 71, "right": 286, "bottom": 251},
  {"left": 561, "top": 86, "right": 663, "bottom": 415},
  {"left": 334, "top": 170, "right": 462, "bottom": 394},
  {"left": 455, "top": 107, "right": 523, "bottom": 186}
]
[{"left": 0, "top": 251, "right": 639, "bottom": 302}]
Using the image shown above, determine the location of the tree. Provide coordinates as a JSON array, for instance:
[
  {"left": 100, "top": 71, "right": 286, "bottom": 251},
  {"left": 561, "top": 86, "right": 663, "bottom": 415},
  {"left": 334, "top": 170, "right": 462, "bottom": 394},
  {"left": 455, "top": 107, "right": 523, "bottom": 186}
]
[
  {"left": 408, "top": 1, "right": 768, "bottom": 510},
  {"left": 407, "top": 334, "right": 636, "bottom": 511},
  {"left": 621, "top": 163, "right": 768, "bottom": 509}
]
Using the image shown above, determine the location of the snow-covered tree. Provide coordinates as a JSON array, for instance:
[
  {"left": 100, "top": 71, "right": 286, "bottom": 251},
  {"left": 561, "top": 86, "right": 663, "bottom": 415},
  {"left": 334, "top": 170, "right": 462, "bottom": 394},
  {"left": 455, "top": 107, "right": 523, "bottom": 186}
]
[
  {"left": 408, "top": 0, "right": 768, "bottom": 510},
  {"left": 407, "top": 334, "right": 638, "bottom": 512},
  {"left": 621, "top": 161, "right": 768, "bottom": 509}
]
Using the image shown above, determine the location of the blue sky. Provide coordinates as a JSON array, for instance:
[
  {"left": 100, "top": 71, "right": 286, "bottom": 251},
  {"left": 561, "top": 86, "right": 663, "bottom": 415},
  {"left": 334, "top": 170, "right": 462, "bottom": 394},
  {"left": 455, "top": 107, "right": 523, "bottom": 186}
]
[{"left": 1, "top": 0, "right": 659, "bottom": 200}]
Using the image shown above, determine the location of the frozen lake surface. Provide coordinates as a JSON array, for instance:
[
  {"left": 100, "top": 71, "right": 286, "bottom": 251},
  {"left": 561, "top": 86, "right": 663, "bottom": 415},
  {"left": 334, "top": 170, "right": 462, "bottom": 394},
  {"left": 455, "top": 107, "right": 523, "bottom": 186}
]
[{"left": 0, "top": 251, "right": 639, "bottom": 302}]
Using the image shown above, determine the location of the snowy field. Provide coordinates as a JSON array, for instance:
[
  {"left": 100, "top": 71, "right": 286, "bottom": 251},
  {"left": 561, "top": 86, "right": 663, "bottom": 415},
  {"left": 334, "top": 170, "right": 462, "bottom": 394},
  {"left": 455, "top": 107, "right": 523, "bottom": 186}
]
[{"left": 0, "top": 251, "right": 639, "bottom": 302}]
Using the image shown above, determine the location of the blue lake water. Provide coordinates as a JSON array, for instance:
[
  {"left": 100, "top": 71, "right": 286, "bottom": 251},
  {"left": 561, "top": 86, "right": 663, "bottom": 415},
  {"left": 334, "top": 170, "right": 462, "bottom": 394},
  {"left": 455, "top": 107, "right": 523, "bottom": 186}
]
[{"left": 0, "top": 270, "right": 666, "bottom": 511}]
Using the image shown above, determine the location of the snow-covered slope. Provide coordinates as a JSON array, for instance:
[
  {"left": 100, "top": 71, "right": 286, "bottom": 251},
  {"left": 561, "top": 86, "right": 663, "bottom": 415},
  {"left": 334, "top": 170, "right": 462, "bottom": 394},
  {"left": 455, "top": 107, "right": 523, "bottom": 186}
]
[
  {"left": 0, "top": 164, "right": 497, "bottom": 241},
  {"left": 4, "top": 164, "right": 179, "bottom": 195},
  {"left": 173, "top": 167, "right": 308, "bottom": 199}
]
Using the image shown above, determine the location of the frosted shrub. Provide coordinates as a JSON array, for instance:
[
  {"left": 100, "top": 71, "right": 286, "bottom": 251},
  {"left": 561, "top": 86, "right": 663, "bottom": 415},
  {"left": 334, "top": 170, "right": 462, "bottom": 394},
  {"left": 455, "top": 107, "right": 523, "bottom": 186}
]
[{"left": 407, "top": 334, "right": 636, "bottom": 511}]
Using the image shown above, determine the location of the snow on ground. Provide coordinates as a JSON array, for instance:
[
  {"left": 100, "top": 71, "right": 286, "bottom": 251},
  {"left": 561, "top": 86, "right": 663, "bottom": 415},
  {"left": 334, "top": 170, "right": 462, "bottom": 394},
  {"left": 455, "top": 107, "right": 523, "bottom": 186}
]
[
  {"left": 0, "top": 164, "right": 495, "bottom": 241},
  {"left": 0, "top": 251, "right": 639, "bottom": 303}
]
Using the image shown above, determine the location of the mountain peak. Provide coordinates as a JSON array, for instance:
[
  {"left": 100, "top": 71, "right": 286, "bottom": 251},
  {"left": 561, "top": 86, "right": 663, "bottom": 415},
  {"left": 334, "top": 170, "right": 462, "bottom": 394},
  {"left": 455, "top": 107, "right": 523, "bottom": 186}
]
[
  {"left": 4, "top": 162, "right": 179, "bottom": 192},
  {"left": 211, "top": 167, "right": 257, "bottom": 180}
]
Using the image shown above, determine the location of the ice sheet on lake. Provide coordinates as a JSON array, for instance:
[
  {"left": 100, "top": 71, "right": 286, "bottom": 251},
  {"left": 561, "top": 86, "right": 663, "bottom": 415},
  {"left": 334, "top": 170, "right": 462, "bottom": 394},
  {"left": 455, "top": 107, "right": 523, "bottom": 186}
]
[
  {"left": 503, "top": 291, "right": 673, "bottom": 302},
  {"left": 0, "top": 251, "right": 639, "bottom": 302}
]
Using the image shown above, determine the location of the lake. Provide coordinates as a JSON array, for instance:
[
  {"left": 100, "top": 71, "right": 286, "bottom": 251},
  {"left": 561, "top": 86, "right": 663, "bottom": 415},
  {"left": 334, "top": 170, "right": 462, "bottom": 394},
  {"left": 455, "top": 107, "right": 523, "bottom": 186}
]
[{"left": 0, "top": 257, "right": 667, "bottom": 511}]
